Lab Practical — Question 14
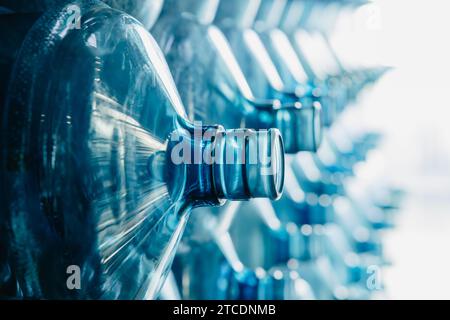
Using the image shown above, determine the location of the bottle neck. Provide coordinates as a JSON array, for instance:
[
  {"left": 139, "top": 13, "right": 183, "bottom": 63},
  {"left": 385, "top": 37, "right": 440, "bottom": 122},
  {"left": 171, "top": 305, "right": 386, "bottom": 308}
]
[
  {"left": 275, "top": 100, "right": 323, "bottom": 153},
  {"left": 165, "top": 123, "right": 284, "bottom": 206},
  {"left": 244, "top": 98, "right": 323, "bottom": 154}
]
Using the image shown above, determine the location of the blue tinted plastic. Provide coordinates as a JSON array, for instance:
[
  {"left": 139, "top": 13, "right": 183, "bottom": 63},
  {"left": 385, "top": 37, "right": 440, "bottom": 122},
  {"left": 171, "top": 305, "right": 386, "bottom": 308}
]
[{"left": 0, "top": 0, "right": 283, "bottom": 299}]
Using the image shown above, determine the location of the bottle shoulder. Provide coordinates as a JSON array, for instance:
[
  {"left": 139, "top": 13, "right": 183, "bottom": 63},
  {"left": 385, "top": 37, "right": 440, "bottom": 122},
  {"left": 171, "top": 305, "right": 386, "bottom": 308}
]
[{"left": 1, "top": 3, "right": 192, "bottom": 299}]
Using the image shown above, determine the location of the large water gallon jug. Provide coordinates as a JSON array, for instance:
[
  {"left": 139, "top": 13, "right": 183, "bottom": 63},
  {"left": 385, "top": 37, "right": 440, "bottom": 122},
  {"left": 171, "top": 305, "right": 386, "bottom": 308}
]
[
  {"left": 287, "top": 220, "right": 377, "bottom": 300},
  {"left": 214, "top": 0, "right": 327, "bottom": 149},
  {"left": 261, "top": 0, "right": 386, "bottom": 246},
  {"left": 152, "top": 0, "right": 321, "bottom": 154},
  {"left": 154, "top": 0, "right": 326, "bottom": 248},
  {"left": 252, "top": 0, "right": 339, "bottom": 126},
  {"left": 150, "top": 0, "right": 321, "bottom": 232},
  {"left": 294, "top": 0, "right": 396, "bottom": 226},
  {"left": 229, "top": 200, "right": 328, "bottom": 301},
  {"left": 281, "top": 0, "right": 351, "bottom": 126},
  {"left": 125, "top": 1, "right": 384, "bottom": 300},
  {"left": 171, "top": 201, "right": 314, "bottom": 300},
  {"left": 289, "top": 20, "right": 393, "bottom": 215},
  {"left": 0, "top": 0, "right": 283, "bottom": 299},
  {"left": 163, "top": 178, "right": 309, "bottom": 300},
  {"left": 270, "top": 177, "right": 379, "bottom": 299},
  {"left": 205, "top": 1, "right": 326, "bottom": 228},
  {"left": 210, "top": 0, "right": 339, "bottom": 225},
  {"left": 315, "top": 224, "right": 376, "bottom": 300},
  {"left": 207, "top": 1, "right": 330, "bottom": 225},
  {"left": 288, "top": 153, "right": 384, "bottom": 254},
  {"left": 171, "top": 205, "right": 262, "bottom": 300},
  {"left": 254, "top": 0, "right": 379, "bottom": 190},
  {"left": 283, "top": 1, "right": 351, "bottom": 99},
  {"left": 136, "top": 0, "right": 301, "bottom": 301},
  {"left": 295, "top": 29, "right": 349, "bottom": 108},
  {"left": 273, "top": 133, "right": 386, "bottom": 289},
  {"left": 214, "top": 0, "right": 288, "bottom": 100},
  {"left": 257, "top": 1, "right": 386, "bottom": 230},
  {"left": 213, "top": 0, "right": 324, "bottom": 130}
]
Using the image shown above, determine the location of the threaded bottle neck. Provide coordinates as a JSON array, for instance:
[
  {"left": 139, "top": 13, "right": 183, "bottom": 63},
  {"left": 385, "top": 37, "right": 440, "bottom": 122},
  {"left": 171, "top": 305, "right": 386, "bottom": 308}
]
[
  {"left": 165, "top": 124, "right": 284, "bottom": 205},
  {"left": 274, "top": 101, "right": 323, "bottom": 153},
  {"left": 213, "top": 128, "right": 284, "bottom": 200},
  {"left": 242, "top": 97, "right": 322, "bottom": 154}
]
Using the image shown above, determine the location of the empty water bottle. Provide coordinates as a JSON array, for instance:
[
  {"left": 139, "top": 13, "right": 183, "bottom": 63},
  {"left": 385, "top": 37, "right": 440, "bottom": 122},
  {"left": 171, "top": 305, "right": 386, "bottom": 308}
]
[
  {"left": 171, "top": 205, "right": 260, "bottom": 300},
  {"left": 253, "top": 0, "right": 328, "bottom": 122},
  {"left": 152, "top": 0, "right": 321, "bottom": 154},
  {"left": 0, "top": 0, "right": 283, "bottom": 299},
  {"left": 172, "top": 200, "right": 314, "bottom": 300}
]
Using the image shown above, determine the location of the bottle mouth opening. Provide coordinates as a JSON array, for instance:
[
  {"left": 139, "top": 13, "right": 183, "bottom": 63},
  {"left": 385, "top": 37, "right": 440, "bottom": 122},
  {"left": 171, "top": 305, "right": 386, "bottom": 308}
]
[
  {"left": 268, "top": 130, "right": 285, "bottom": 200},
  {"left": 213, "top": 128, "right": 285, "bottom": 201},
  {"left": 275, "top": 102, "right": 323, "bottom": 154},
  {"left": 246, "top": 128, "right": 285, "bottom": 200}
]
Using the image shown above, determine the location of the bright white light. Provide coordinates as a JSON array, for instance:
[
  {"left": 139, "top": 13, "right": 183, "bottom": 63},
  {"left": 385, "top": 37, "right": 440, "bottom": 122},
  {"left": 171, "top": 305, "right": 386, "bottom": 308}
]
[{"left": 333, "top": 0, "right": 450, "bottom": 299}]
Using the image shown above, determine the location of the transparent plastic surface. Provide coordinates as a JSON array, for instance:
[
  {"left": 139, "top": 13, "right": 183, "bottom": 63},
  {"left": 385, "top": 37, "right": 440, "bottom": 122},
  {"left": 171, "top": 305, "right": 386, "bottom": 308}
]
[
  {"left": 150, "top": 1, "right": 293, "bottom": 301},
  {"left": 172, "top": 205, "right": 257, "bottom": 300},
  {"left": 217, "top": 17, "right": 286, "bottom": 101},
  {"left": 0, "top": 0, "right": 282, "bottom": 299},
  {"left": 1, "top": 1, "right": 195, "bottom": 299},
  {"left": 153, "top": 11, "right": 252, "bottom": 131},
  {"left": 153, "top": 0, "right": 286, "bottom": 195},
  {"left": 254, "top": 0, "right": 311, "bottom": 93},
  {"left": 103, "top": 0, "right": 164, "bottom": 29},
  {"left": 172, "top": 202, "right": 314, "bottom": 300},
  {"left": 212, "top": 0, "right": 322, "bottom": 152}
]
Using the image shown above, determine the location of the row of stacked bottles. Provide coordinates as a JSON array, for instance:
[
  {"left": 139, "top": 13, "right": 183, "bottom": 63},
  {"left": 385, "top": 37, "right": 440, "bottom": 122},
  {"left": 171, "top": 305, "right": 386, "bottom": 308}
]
[{"left": 0, "top": 0, "right": 399, "bottom": 300}]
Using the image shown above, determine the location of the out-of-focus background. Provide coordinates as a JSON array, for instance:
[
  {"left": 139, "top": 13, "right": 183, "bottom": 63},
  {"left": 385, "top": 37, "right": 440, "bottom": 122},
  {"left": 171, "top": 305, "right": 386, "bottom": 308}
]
[{"left": 338, "top": 0, "right": 450, "bottom": 299}]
